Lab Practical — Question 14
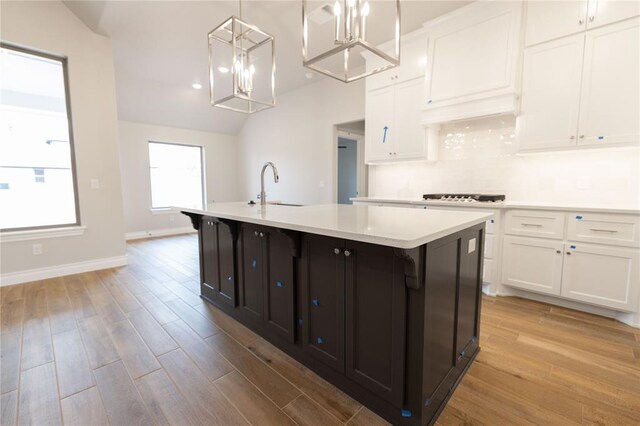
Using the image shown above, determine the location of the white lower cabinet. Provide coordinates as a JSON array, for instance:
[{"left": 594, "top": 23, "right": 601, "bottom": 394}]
[
  {"left": 502, "top": 236, "right": 565, "bottom": 295},
  {"left": 561, "top": 243, "right": 640, "bottom": 311}
]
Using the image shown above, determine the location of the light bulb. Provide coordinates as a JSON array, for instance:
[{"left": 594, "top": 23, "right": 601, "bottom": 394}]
[
  {"left": 361, "top": 1, "right": 370, "bottom": 16},
  {"left": 217, "top": 66, "right": 229, "bottom": 74},
  {"left": 333, "top": 1, "right": 341, "bottom": 16}
]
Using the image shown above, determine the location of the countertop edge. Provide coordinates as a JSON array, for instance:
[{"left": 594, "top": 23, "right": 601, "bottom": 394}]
[
  {"left": 351, "top": 197, "right": 640, "bottom": 215},
  {"left": 179, "top": 206, "right": 493, "bottom": 249}
]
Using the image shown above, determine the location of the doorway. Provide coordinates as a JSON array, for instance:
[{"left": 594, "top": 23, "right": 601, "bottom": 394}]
[{"left": 335, "top": 121, "right": 367, "bottom": 204}]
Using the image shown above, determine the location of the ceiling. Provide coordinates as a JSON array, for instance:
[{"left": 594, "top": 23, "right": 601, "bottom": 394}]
[{"left": 64, "top": 0, "right": 470, "bottom": 135}]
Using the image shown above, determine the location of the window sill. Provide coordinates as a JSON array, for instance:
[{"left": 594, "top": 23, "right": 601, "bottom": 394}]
[
  {"left": 150, "top": 208, "right": 177, "bottom": 215},
  {"left": 0, "top": 226, "right": 86, "bottom": 243}
]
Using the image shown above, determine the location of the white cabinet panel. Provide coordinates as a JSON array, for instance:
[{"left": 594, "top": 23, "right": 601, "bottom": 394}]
[
  {"left": 586, "top": 0, "right": 640, "bottom": 29},
  {"left": 394, "top": 79, "right": 427, "bottom": 160},
  {"left": 578, "top": 18, "right": 640, "bottom": 146},
  {"left": 483, "top": 258, "right": 495, "bottom": 285},
  {"left": 365, "top": 86, "right": 395, "bottom": 163},
  {"left": 525, "top": 0, "right": 588, "bottom": 46},
  {"left": 567, "top": 212, "right": 640, "bottom": 247},
  {"left": 484, "top": 234, "right": 495, "bottom": 259},
  {"left": 561, "top": 242, "right": 640, "bottom": 311},
  {"left": 505, "top": 210, "right": 566, "bottom": 239},
  {"left": 517, "top": 34, "right": 584, "bottom": 151},
  {"left": 502, "top": 236, "right": 565, "bottom": 295}
]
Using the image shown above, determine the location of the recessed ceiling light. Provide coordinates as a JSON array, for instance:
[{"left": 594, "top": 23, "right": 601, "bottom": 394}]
[
  {"left": 218, "top": 67, "right": 230, "bottom": 74},
  {"left": 305, "top": 72, "right": 314, "bottom": 79},
  {"left": 192, "top": 83, "right": 202, "bottom": 90}
]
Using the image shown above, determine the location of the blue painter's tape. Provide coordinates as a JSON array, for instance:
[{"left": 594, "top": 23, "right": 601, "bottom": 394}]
[
  {"left": 576, "top": 216, "right": 583, "bottom": 220},
  {"left": 401, "top": 409, "right": 412, "bottom": 418},
  {"left": 570, "top": 245, "right": 576, "bottom": 249},
  {"left": 312, "top": 299, "right": 320, "bottom": 306},
  {"left": 276, "top": 281, "right": 283, "bottom": 287},
  {"left": 252, "top": 259, "right": 257, "bottom": 268},
  {"left": 316, "top": 337, "right": 324, "bottom": 344}
]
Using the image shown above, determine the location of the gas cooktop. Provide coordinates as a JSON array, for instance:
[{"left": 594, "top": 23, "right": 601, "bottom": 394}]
[{"left": 423, "top": 194, "right": 506, "bottom": 203}]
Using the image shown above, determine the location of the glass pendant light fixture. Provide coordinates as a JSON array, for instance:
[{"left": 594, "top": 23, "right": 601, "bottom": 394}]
[
  {"left": 302, "top": 0, "right": 400, "bottom": 83},
  {"left": 208, "top": 0, "right": 275, "bottom": 113}
]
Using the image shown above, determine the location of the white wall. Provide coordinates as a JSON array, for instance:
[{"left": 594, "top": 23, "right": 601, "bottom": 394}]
[
  {"left": 238, "top": 78, "right": 365, "bottom": 205},
  {"left": 118, "top": 121, "right": 240, "bottom": 237},
  {"left": 370, "top": 115, "right": 640, "bottom": 207},
  {"left": 0, "top": 1, "right": 127, "bottom": 279}
]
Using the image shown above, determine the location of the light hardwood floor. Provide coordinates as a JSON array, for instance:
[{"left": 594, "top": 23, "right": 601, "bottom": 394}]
[{"left": 1, "top": 234, "right": 639, "bottom": 426}]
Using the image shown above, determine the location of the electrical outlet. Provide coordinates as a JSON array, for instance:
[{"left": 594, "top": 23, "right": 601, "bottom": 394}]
[{"left": 32, "top": 244, "right": 43, "bottom": 255}]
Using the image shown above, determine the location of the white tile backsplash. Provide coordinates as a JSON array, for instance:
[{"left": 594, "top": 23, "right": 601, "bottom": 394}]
[{"left": 369, "top": 115, "right": 640, "bottom": 207}]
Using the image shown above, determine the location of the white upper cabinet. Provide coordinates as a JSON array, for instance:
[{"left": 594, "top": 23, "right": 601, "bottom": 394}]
[
  {"left": 364, "top": 78, "right": 436, "bottom": 164},
  {"left": 525, "top": 0, "right": 639, "bottom": 46},
  {"left": 517, "top": 34, "right": 585, "bottom": 150},
  {"left": 586, "top": 0, "right": 640, "bottom": 29},
  {"left": 422, "top": 1, "right": 523, "bottom": 124},
  {"left": 525, "top": 1, "right": 589, "bottom": 46},
  {"left": 578, "top": 18, "right": 640, "bottom": 146}
]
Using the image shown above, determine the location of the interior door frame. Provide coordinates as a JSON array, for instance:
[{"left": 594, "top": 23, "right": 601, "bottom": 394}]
[{"left": 334, "top": 128, "right": 368, "bottom": 204}]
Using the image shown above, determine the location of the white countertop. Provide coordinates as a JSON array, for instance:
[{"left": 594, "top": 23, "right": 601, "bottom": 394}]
[
  {"left": 352, "top": 197, "right": 640, "bottom": 215},
  {"left": 179, "top": 202, "right": 493, "bottom": 249}
]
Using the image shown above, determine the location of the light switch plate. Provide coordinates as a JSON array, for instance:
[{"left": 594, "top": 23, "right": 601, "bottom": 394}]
[{"left": 468, "top": 238, "right": 476, "bottom": 254}]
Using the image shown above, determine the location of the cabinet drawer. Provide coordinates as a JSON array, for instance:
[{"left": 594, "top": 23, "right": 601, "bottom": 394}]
[
  {"left": 567, "top": 213, "right": 640, "bottom": 248},
  {"left": 505, "top": 210, "right": 566, "bottom": 239}
]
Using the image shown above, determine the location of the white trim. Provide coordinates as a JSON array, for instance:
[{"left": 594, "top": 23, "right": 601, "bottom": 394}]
[
  {"left": 0, "top": 255, "right": 128, "bottom": 287},
  {"left": 150, "top": 208, "right": 177, "bottom": 215},
  {"left": 125, "top": 226, "right": 196, "bottom": 241},
  {"left": 0, "top": 226, "right": 86, "bottom": 243}
]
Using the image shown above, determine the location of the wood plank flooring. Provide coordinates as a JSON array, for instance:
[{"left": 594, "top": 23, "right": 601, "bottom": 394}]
[{"left": 1, "top": 233, "right": 639, "bottom": 425}]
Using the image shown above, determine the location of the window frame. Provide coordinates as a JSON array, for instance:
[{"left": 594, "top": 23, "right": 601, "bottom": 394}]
[
  {"left": 0, "top": 42, "right": 81, "bottom": 232},
  {"left": 147, "top": 140, "right": 206, "bottom": 211}
]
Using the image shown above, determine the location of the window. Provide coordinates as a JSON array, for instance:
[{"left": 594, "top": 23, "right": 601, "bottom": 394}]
[
  {"left": 0, "top": 44, "right": 79, "bottom": 231},
  {"left": 148, "top": 142, "right": 204, "bottom": 210}
]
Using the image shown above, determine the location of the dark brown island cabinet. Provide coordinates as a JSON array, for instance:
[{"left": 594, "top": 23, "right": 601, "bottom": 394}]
[{"left": 184, "top": 212, "right": 485, "bottom": 426}]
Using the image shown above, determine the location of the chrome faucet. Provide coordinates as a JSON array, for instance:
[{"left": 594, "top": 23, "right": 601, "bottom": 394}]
[{"left": 260, "top": 162, "right": 279, "bottom": 206}]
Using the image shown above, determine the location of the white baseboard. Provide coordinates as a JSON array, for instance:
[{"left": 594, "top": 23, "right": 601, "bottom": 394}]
[
  {"left": 125, "top": 227, "right": 196, "bottom": 241},
  {"left": 0, "top": 255, "right": 128, "bottom": 287}
]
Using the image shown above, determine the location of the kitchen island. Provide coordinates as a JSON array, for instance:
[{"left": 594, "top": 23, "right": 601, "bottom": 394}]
[{"left": 181, "top": 202, "right": 493, "bottom": 425}]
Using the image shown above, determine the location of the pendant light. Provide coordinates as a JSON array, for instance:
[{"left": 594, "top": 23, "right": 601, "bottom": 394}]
[
  {"left": 208, "top": 0, "right": 276, "bottom": 113},
  {"left": 302, "top": 0, "right": 400, "bottom": 83}
]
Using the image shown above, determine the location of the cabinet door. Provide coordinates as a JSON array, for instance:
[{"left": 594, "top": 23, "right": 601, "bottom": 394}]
[
  {"left": 517, "top": 34, "right": 584, "bottom": 151},
  {"left": 394, "top": 78, "right": 427, "bottom": 160},
  {"left": 200, "top": 217, "right": 219, "bottom": 302},
  {"left": 425, "top": 1, "right": 521, "bottom": 105},
  {"left": 578, "top": 18, "right": 640, "bottom": 146},
  {"left": 501, "top": 236, "right": 564, "bottom": 295},
  {"left": 562, "top": 243, "right": 640, "bottom": 311},
  {"left": 456, "top": 229, "right": 483, "bottom": 363},
  {"left": 587, "top": 0, "right": 640, "bottom": 29},
  {"left": 238, "top": 223, "right": 264, "bottom": 326},
  {"left": 365, "top": 86, "right": 395, "bottom": 163},
  {"left": 301, "top": 234, "right": 345, "bottom": 373},
  {"left": 525, "top": 0, "right": 588, "bottom": 46},
  {"left": 344, "top": 242, "right": 405, "bottom": 407},
  {"left": 263, "top": 229, "right": 296, "bottom": 342},
  {"left": 216, "top": 221, "right": 237, "bottom": 307}
]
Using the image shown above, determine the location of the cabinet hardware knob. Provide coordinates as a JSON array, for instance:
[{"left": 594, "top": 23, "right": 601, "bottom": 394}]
[
  {"left": 227, "top": 276, "right": 233, "bottom": 282},
  {"left": 344, "top": 250, "right": 351, "bottom": 257},
  {"left": 334, "top": 248, "right": 341, "bottom": 254},
  {"left": 276, "top": 281, "right": 283, "bottom": 287},
  {"left": 578, "top": 18, "right": 584, "bottom": 24},
  {"left": 556, "top": 250, "right": 561, "bottom": 254},
  {"left": 579, "top": 135, "right": 585, "bottom": 139},
  {"left": 316, "top": 337, "right": 324, "bottom": 344},
  {"left": 254, "top": 231, "right": 259, "bottom": 236},
  {"left": 259, "top": 232, "right": 264, "bottom": 237},
  {"left": 566, "top": 252, "right": 572, "bottom": 255},
  {"left": 589, "top": 15, "right": 594, "bottom": 22},
  {"left": 570, "top": 135, "right": 575, "bottom": 140}
]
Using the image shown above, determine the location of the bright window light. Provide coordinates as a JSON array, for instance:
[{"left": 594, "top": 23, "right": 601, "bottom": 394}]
[
  {"left": 148, "top": 142, "right": 204, "bottom": 210},
  {"left": 0, "top": 45, "right": 79, "bottom": 231}
]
